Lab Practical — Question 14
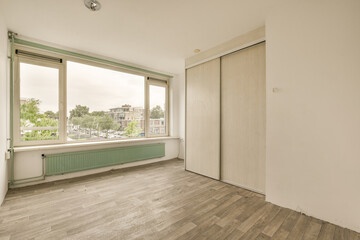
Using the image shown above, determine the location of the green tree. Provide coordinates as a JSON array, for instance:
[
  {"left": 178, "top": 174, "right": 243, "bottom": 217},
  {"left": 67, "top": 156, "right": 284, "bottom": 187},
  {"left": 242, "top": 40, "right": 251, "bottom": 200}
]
[
  {"left": 70, "top": 117, "right": 83, "bottom": 126},
  {"left": 20, "top": 98, "right": 41, "bottom": 123},
  {"left": 44, "top": 110, "right": 58, "bottom": 119},
  {"left": 98, "top": 115, "right": 119, "bottom": 138},
  {"left": 69, "top": 116, "right": 85, "bottom": 139},
  {"left": 22, "top": 117, "right": 58, "bottom": 141},
  {"left": 20, "top": 99, "right": 58, "bottom": 141},
  {"left": 90, "top": 111, "right": 105, "bottom": 117},
  {"left": 150, "top": 105, "right": 164, "bottom": 119},
  {"left": 69, "top": 105, "right": 89, "bottom": 119},
  {"left": 124, "top": 120, "right": 143, "bottom": 137},
  {"left": 81, "top": 115, "right": 99, "bottom": 138}
]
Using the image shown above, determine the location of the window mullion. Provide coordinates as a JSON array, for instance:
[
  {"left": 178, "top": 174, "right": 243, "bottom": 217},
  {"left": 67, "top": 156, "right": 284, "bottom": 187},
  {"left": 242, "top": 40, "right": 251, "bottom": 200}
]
[{"left": 60, "top": 61, "right": 67, "bottom": 143}]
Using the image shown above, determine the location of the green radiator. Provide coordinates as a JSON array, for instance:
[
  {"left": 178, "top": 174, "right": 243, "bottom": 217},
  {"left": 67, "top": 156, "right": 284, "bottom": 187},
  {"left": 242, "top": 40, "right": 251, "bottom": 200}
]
[{"left": 45, "top": 143, "right": 165, "bottom": 176}]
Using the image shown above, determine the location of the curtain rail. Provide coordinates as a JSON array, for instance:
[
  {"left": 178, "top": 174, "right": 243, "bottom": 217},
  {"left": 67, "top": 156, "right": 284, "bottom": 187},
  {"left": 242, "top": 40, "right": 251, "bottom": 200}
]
[{"left": 16, "top": 49, "right": 62, "bottom": 63}]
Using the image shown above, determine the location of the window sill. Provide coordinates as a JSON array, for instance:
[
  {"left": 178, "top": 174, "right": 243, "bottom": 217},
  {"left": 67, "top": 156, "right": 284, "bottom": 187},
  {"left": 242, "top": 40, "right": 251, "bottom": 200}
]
[{"left": 13, "top": 136, "right": 180, "bottom": 153}]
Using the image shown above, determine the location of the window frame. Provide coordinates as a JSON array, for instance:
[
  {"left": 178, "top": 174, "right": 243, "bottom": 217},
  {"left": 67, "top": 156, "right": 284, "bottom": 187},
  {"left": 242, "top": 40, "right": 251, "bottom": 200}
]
[
  {"left": 13, "top": 50, "right": 66, "bottom": 146},
  {"left": 145, "top": 78, "right": 169, "bottom": 137},
  {"left": 13, "top": 45, "right": 170, "bottom": 147}
]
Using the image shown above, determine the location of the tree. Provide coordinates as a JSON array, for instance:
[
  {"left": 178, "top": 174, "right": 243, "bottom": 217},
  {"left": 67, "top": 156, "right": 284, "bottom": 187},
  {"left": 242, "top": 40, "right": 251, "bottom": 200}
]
[
  {"left": 70, "top": 117, "right": 83, "bottom": 126},
  {"left": 90, "top": 111, "right": 105, "bottom": 117},
  {"left": 81, "top": 115, "right": 99, "bottom": 138},
  {"left": 69, "top": 116, "right": 85, "bottom": 139},
  {"left": 69, "top": 105, "right": 89, "bottom": 119},
  {"left": 124, "top": 120, "right": 143, "bottom": 137},
  {"left": 98, "top": 115, "right": 119, "bottom": 138},
  {"left": 20, "top": 99, "right": 58, "bottom": 141},
  {"left": 70, "top": 112, "right": 118, "bottom": 139},
  {"left": 150, "top": 105, "right": 164, "bottom": 119},
  {"left": 44, "top": 110, "right": 58, "bottom": 119},
  {"left": 20, "top": 98, "right": 41, "bottom": 123},
  {"left": 70, "top": 115, "right": 99, "bottom": 138}
]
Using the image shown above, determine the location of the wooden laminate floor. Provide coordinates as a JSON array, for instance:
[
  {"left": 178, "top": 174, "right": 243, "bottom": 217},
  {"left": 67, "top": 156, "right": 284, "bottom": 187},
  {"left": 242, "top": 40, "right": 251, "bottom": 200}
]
[{"left": 0, "top": 159, "right": 359, "bottom": 240}]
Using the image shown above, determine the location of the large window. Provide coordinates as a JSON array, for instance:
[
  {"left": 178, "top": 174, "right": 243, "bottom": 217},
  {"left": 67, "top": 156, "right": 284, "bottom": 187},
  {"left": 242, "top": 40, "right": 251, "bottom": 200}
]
[
  {"left": 14, "top": 47, "right": 169, "bottom": 146},
  {"left": 67, "top": 61, "right": 145, "bottom": 141}
]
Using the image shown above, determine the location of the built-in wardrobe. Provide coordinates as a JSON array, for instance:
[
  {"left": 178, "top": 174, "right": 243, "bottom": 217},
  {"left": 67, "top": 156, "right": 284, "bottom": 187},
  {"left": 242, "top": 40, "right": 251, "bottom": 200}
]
[{"left": 185, "top": 41, "right": 265, "bottom": 194}]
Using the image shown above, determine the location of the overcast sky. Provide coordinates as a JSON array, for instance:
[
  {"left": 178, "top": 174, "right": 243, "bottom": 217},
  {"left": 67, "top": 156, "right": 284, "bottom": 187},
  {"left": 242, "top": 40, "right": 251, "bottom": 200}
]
[
  {"left": 20, "top": 62, "right": 59, "bottom": 113},
  {"left": 20, "top": 61, "right": 165, "bottom": 114}
]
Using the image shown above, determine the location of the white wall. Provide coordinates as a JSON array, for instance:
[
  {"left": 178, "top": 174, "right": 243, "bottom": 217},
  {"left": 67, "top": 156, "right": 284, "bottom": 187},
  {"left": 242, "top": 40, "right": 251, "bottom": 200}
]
[
  {"left": 0, "top": 16, "right": 8, "bottom": 205},
  {"left": 266, "top": 0, "right": 360, "bottom": 232},
  {"left": 171, "top": 72, "right": 185, "bottom": 159}
]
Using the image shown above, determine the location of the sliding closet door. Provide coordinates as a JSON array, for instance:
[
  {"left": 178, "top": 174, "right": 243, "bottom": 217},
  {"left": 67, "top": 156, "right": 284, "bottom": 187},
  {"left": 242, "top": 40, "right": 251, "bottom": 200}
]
[
  {"left": 186, "top": 58, "right": 220, "bottom": 179},
  {"left": 221, "top": 42, "right": 266, "bottom": 193}
]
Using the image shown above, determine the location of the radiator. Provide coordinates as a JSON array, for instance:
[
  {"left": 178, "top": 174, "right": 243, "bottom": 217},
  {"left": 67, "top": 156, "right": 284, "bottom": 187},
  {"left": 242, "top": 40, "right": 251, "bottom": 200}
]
[{"left": 45, "top": 143, "right": 165, "bottom": 176}]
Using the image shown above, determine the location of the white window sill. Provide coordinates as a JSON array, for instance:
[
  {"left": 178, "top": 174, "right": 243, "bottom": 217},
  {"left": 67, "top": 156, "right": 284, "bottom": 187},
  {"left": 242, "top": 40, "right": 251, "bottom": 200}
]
[{"left": 13, "top": 136, "right": 180, "bottom": 153}]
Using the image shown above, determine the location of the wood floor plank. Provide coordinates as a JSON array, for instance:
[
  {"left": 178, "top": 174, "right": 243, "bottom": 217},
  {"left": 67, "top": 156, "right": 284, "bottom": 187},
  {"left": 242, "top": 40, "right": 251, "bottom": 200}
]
[
  {"left": 286, "top": 214, "right": 310, "bottom": 240},
  {"left": 0, "top": 159, "right": 358, "bottom": 240},
  {"left": 238, "top": 204, "right": 280, "bottom": 240},
  {"left": 224, "top": 229, "right": 245, "bottom": 240},
  {"left": 237, "top": 203, "right": 268, "bottom": 232},
  {"left": 349, "top": 229, "right": 360, "bottom": 240},
  {"left": 176, "top": 215, "right": 220, "bottom": 240},
  {"left": 270, "top": 210, "right": 301, "bottom": 240},
  {"left": 302, "top": 218, "right": 322, "bottom": 240},
  {"left": 163, "top": 221, "right": 197, "bottom": 240},
  {"left": 317, "top": 222, "right": 336, "bottom": 240},
  {"left": 256, "top": 233, "right": 271, "bottom": 240},
  {"left": 262, "top": 208, "right": 290, "bottom": 237}
]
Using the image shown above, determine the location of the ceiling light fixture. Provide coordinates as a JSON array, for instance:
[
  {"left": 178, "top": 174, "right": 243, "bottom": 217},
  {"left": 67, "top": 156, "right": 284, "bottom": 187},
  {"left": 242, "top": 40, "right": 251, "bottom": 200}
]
[
  {"left": 194, "top": 49, "right": 201, "bottom": 53},
  {"left": 84, "top": 0, "right": 101, "bottom": 11}
]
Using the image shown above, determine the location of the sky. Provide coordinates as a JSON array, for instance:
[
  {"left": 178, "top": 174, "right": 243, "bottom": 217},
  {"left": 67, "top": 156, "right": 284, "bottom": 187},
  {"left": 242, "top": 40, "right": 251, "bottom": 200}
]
[
  {"left": 149, "top": 85, "right": 166, "bottom": 109},
  {"left": 20, "top": 62, "right": 59, "bottom": 113},
  {"left": 20, "top": 61, "right": 166, "bottom": 114}
]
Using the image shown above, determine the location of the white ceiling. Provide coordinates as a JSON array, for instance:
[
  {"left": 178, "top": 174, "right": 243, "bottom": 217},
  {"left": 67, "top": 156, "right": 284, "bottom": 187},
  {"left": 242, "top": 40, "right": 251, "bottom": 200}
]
[{"left": 0, "top": 0, "right": 282, "bottom": 74}]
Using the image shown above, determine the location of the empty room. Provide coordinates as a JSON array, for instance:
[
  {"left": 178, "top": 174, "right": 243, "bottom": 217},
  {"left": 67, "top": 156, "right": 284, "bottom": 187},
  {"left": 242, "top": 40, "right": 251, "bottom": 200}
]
[{"left": 0, "top": 0, "right": 359, "bottom": 239}]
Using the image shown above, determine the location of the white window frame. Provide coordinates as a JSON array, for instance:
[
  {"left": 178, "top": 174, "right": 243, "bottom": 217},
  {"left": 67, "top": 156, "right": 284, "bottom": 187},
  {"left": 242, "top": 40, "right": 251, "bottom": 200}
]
[
  {"left": 145, "top": 78, "right": 169, "bottom": 137},
  {"left": 13, "top": 45, "right": 169, "bottom": 147},
  {"left": 13, "top": 48, "right": 66, "bottom": 147}
]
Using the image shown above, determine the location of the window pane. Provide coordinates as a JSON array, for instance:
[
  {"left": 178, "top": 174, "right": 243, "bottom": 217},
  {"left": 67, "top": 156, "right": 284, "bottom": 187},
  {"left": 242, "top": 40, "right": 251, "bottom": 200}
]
[
  {"left": 149, "top": 85, "right": 166, "bottom": 135},
  {"left": 19, "top": 62, "right": 59, "bottom": 141},
  {"left": 67, "top": 61, "right": 145, "bottom": 141}
]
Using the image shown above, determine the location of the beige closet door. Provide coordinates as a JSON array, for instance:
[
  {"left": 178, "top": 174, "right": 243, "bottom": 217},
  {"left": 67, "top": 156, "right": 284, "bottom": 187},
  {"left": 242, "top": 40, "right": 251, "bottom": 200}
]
[
  {"left": 186, "top": 58, "right": 220, "bottom": 179},
  {"left": 221, "top": 42, "right": 266, "bottom": 193}
]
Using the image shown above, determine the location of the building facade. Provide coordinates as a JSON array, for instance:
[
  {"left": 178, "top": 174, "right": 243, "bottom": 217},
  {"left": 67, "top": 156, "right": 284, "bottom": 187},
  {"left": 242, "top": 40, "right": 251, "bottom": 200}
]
[{"left": 108, "top": 105, "right": 145, "bottom": 130}]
